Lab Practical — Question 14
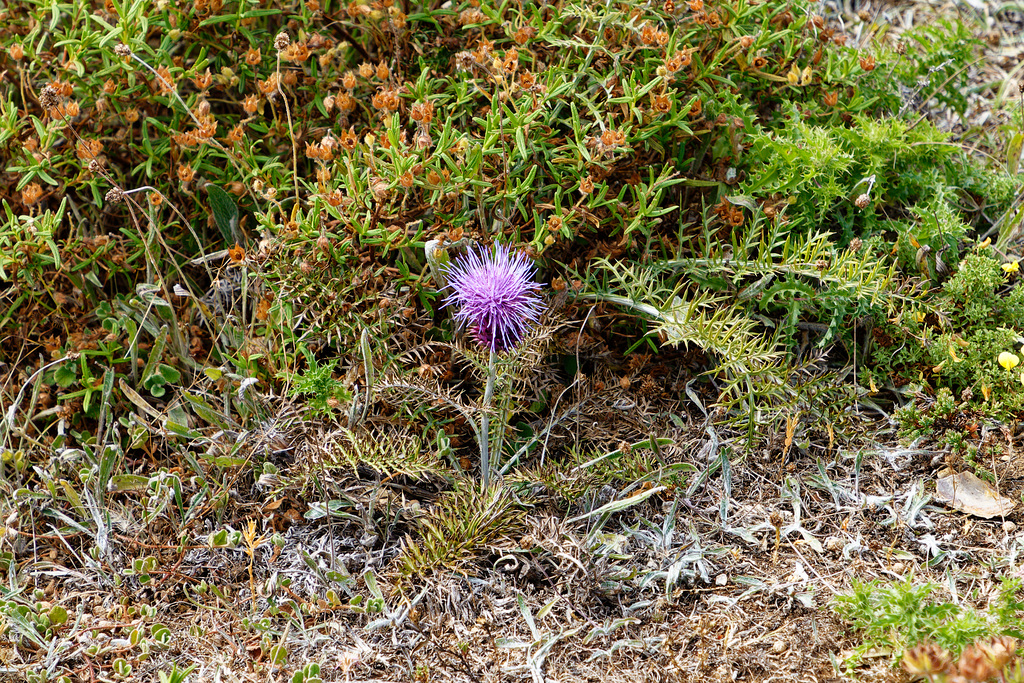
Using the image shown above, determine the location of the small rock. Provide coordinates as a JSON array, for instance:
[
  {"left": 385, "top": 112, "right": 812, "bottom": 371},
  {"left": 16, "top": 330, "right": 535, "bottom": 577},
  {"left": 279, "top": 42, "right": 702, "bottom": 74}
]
[
  {"left": 1004, "top": 521, "right": 1017, "bottom": 534},
  {"left": 715, "top": 573, "right": 728, "bottom": 586},
  {"left": 772, "top": 640, "right": 787, "bottom": 654}
]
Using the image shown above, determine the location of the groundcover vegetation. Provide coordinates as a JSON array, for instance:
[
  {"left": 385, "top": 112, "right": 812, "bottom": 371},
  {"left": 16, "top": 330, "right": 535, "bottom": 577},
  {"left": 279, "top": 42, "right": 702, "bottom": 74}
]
[{"left": 2, "top": 0, "right": 1024, "bottom": 680}]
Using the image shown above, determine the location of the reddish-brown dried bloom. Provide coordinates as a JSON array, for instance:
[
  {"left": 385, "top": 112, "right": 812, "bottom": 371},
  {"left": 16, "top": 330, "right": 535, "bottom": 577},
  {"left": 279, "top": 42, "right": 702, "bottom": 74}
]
[
  {"left": 823, "top": 91, "right": 838, "bottom": 107},
  {"left": 51, "top": 80, "right": 73, "bottom": 97},
  {"left": 342, "top": 70, "right": 357, "bottom": 89},
  {"left": 257, "top": 73, "right": 280, "bottom": 95},
  {"left": 859, "top": 54, "right": 876, "bottom": 71},
  {"left": 177, "top": 164, "right": 195, "bottom": 183},
  {"left": 337, "top": 92, "right": 355, "bottom": 113},
  {"left": 243, "top": 94, "right": 259, "bottom": 115},
  {"left": 9, "top": 44, "right": 24, "bottom": 60},
  {"left": 21, "top": 182, "right": 43, "bottom": 206},
  {"left": 502, "top": 48, "right": 518, "bottom": 73},
  {"left": 376, "top": 61, "right": 390, "bottom": 80},
  {"left": 371, "top": 88, "right": 399, "bottom": 112},
  {"left": 410, "top": 100, "right": 434, "bottom": 123},
  {"left": 339, "top": 128, "right": 358, "bottom": 150},
  {"left": 579, "top": 175, "right": 594, "bottom": 194},
  {"left": 324, "top": 189, "right": 344, "bottom": 206},
  {"left": 651, "top": 92, "right": 672, "bottom": 114},
  {"left": 193, "top": 69, "right": 213, "bottom": 90},
  {"left": 513, "top": 26, "right": 535, "bottom": 44},
  {"left": 459, "top": 8, "right": 485, "bottom": 25},
  {"left": 245, "top": 47, "right": 261, "bottom": 65},
  {"left": 281, "top": 42, "right": 310, "bottom": 63},
  {"left": 76, "top": 139, "right": 103, "bottom": 160},
  {"left": 640, "top": 24, "right": 662, "bottom": 45}
]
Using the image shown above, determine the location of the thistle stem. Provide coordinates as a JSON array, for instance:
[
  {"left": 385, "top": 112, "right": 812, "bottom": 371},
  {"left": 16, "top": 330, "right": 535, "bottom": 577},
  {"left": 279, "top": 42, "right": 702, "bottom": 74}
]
[{"left": 480, "top": 347, "right": 497, "bottom": 490}]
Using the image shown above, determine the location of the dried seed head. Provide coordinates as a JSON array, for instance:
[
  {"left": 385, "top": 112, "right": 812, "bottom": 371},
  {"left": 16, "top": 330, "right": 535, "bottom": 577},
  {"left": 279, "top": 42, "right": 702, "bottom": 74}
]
[
  {"left": 854, "top": 193, "right": 870, "bottom": 209},
  {"left": 114, "top": 43, "right": 132, "bottom": 57},
  {"left": 274, "top": 32, "right": 290, "bottom": 51},
  {"left": 105, "top": 187, "right": 126, "bottom": 204},
  {"left": 39, "top": 85, "right": 60, "bottom": 110}
]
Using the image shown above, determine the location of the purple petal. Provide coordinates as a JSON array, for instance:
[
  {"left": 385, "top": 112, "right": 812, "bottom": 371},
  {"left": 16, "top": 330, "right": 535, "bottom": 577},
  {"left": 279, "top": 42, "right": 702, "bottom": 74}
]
[{"left": 441, "top": 243, "right": 544, "bottom": 351}]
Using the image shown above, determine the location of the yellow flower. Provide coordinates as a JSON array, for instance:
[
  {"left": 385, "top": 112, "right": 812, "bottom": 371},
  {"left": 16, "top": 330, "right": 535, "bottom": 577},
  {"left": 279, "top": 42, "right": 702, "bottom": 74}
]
[
  {"left": 1002, "top": 260, "right": 1020, "bottom": 274},
  {"left": 998, "top": 351, "right": 1020, "bottom": 370}
]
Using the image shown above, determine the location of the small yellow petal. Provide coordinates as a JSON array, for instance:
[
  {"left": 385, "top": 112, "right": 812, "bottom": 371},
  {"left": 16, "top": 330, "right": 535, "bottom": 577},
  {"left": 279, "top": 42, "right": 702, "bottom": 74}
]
[
  {"left": 979, "top": 237, "right": 992, "bottom": 248},
  {"left": 982, "top": 385, "right": 991, "bottom": 401},
  {"left": 999, "top": 351, "right": 1020, "bottom": 370},
  {"left": 1002, "top": 260, "right": 1020, "bottom": 274}
]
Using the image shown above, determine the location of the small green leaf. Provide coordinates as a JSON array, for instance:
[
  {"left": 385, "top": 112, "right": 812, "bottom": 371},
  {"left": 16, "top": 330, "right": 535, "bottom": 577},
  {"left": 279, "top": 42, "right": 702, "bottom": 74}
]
[
  {"left": 48, "top": 604, "right": 68, "bottom": 626},
  {"left": 206, "top": 184, "right": 241, "bottom": 244},
  {"left": 53, "top": 364, "right": 77, "bottom": 388},
  {"left": 268, "top": 644, "right": 288, "bottom": 665},
  {"left": 1008, "top": 132, "right": 1024, "bottom": 176}
]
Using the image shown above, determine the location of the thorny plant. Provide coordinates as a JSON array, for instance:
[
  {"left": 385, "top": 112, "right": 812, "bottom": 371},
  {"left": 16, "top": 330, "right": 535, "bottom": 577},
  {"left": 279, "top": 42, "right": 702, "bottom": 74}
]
[{"left": 0, "top": 0, "right": 1023, "bottom": 680}]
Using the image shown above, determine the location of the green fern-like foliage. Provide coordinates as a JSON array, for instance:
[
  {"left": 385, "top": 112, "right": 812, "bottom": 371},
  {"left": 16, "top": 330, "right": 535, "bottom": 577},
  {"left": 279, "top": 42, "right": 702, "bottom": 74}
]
[
  {"left": 582, "top": 257, "right": 783, "bottom": 377},
  {"left": 397, "top": 483, "right": 524, "bottom": 578}
]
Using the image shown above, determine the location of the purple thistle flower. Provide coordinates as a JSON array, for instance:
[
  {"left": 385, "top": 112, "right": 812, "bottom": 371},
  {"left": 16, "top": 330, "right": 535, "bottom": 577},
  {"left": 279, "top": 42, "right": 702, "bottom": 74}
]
[{"left": 441, "top": 243, "right": 544, "bottom": 352}]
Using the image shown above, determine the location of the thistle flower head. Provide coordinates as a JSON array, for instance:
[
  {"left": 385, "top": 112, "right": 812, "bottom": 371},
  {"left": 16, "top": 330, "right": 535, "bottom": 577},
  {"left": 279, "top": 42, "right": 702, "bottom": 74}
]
[{"left": 441, "top": 243, "right": 543, "bottom": 352}]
